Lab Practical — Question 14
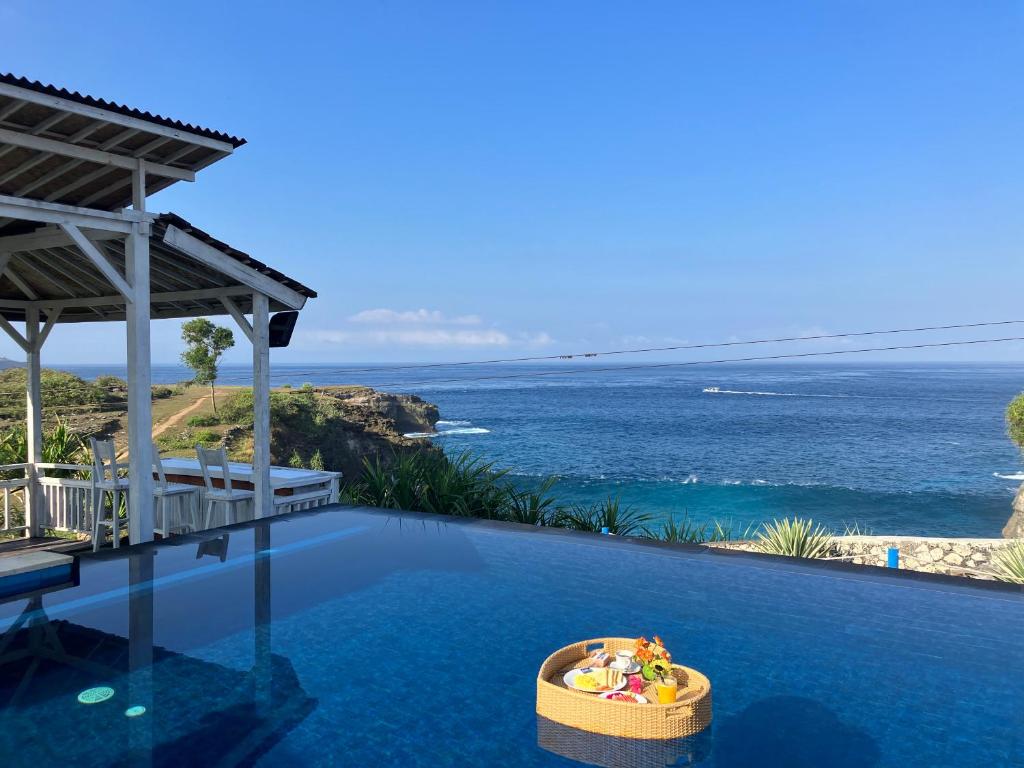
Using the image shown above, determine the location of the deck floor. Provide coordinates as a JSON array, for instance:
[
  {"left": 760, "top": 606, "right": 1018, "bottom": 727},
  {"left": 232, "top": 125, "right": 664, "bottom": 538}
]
[{"left": 0, "top": 536, "right": 89, "bottom": 558}]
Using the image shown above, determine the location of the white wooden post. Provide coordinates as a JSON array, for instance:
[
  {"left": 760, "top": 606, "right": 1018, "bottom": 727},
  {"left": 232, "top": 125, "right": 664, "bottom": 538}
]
[
  {"left": 126, "top": 162, "right": 153, "bottom": 544},
  {"left": 24, "top": 307, "right": 42, "bottom": 537},
  {"left": 252, "top": 292, "right": 272, "bottom": 518}
]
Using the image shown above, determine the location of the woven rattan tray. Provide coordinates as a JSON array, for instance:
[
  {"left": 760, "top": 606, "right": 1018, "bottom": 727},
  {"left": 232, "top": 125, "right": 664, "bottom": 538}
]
[{"left": 536, "top": 637, "right": 712, "bottom": 740}]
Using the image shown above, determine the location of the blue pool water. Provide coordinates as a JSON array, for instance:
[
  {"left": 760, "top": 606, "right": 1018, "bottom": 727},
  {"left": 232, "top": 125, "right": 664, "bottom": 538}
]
[{"left": 1, "top": 507, "right": 1021, "bottom": 767}]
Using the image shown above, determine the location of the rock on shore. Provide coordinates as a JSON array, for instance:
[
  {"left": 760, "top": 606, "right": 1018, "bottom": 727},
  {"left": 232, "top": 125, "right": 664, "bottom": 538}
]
[{"left": 1002, "top": 484, "right": 1024, "bottom": 538}]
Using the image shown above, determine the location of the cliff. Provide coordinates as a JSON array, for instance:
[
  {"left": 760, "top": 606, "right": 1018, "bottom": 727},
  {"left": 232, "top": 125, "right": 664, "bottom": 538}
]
[{"left": 219, "top": 385, "right": 441, "bottom": 481}]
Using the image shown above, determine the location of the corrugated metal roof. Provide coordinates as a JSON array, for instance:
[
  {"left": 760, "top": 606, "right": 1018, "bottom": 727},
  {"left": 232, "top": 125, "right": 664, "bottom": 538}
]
[
  {"left": 0, "top": 73, "right": 246, "bottom": 147},
  {"left": 154, "top": 213, "right": 317, "bottom": 299}
]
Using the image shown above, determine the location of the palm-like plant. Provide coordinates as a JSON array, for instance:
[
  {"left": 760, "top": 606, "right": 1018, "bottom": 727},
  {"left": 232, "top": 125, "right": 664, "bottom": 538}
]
[
  {"left": 656, "top": 513, "right": 740, "bottom": 544},
  {"left": 754, "top": 517, "right": 834, "bottom": 559},
  {"left": 505, "top": 477, "right": 558, "bottom": 525},
  {"left": 992, "top": 542, "right": 1024, "bottom": 584},
  {"left": 557, "top": 496, "right": 654, "bottom": 536}
]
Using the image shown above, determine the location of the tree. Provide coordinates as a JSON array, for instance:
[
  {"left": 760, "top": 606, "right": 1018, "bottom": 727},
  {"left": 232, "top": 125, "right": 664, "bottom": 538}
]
[
  {"left": 181, "top": 319, "right": 234, "bottom": 413},
  {"left": 1008, "top": 394, "right": 1024, "bottom": 450}
]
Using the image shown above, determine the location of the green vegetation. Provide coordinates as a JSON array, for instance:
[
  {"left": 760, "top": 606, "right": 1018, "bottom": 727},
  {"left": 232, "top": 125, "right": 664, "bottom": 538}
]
[
  {"left": 992, "top": 542, "right": 1024, "bottom": 584},
  {"left": 0, "top": 368, "right": 121, "bottom": 421},
  {"left": 658, "top": 513, "right": 748, "bottom": 544},
  {"left": 1007, "top": 394, "right": 1024, "bottom": 449},
  {"left": 557, "top": 497, "right": 655, "bottom": 535},
  {"left": 180, "top": 318, "right": 234, "bottom": 412},
  {"left": 0, "top": 419, "right": 86, "bottom": 470},
  {"left": 754, "top": 517, "right": 835, "bottom": 558},
  {"left": 345, "top": 449, "right": 747, "bottom": 542},
  {"left": 186, "top": 414, "right": 220, "bottom": 428}
]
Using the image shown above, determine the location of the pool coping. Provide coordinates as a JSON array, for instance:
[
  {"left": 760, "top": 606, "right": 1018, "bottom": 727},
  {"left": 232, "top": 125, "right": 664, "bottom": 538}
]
[{"left": 73, "top": 504, "right": 1024, "bottom": 598}]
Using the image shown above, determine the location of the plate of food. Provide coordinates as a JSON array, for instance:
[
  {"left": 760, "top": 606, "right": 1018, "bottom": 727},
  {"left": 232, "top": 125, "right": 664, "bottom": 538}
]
[
  {"left": 563, "top": 667, "right": 626, "bottom": 693},
  {"left": 600, "top": 691, "right": 649, "bottom": 704}
]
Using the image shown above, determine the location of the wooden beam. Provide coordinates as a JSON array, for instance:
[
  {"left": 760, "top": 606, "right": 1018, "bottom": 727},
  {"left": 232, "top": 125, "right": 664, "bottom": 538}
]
[
  {"left": 59, "top": 223, "right": 133, "bottom": 298},
  {"left": 0, "top": 226, "right": 121, "bottom": 254},
  {"left": 37, "top": 308, "right": 61, "bottom": 348},
  {"left": 2, "top": 263, "right": 38, "bottom": 300},
  {"left": 0, "top": 81, "right": 237, "bottom": 155},
  {"left": 252, "top": 292, "right": 271, "bottom": 519},
  {"left": 0, "top": 193, "right": 143, "bottom": 233},
  {"left": 221, "top": 297, "right": 253, "bottom": 342},
  {"left": 0, "top": 316, "right": 30, "bottom": 353},
  {"left": 0, "top": 127, "right": 196, "bottom": 182},
  {"left": 0, "top": 284, "right": 255, "bottom": 310},
  {"left": 162, "top": 225, "right": 307, "bottom": 310}
]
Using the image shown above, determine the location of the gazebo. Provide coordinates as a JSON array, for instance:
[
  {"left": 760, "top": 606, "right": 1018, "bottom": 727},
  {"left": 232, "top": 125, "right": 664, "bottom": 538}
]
[{"left": 0, "top": 73, "right": 317, "bottom": 545}]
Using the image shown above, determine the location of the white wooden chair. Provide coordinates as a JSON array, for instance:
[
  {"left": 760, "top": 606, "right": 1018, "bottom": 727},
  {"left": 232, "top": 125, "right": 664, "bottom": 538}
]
[
  {"left": 90, "top": 437, "right": 129, "bottom": 552},
  {"left": 196, "top": 445, "right": 253, "bottom": 529},
  {"left": 152, "top": 444, "right": 201, "bottom": 537}
]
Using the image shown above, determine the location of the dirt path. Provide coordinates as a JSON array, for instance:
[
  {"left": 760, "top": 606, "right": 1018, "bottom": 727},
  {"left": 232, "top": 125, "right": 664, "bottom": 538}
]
[
  {"left": 151, "top": 394, "right": 212, "bottom": 440},
  {"left": 115, "top": 392, "right": 213, "bottom": 459}
]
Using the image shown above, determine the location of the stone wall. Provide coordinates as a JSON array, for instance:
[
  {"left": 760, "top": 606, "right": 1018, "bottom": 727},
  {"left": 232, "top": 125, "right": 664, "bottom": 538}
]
[
  {"left": 834, "top": 536, "right": 1015, "bottom": 579},
  {"left": 711, "top": 536, "right": 1017, "bottom": 580}
]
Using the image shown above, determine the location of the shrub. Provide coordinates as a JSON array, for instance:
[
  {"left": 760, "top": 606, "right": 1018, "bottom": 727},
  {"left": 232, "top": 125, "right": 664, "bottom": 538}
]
[
  {"left": 1008, "top": 394, "right": 1024, "bottom": 449},
  {"left": 656, "top": 513, "right": 742, "bottom": 543},
  {"left": 151, "top": 386, "right": 174, "bottom": 400},
  {"left": 992, "top": 542, "right": 1024, "bottom": 584},
  {"left": 505, "top": 477, "right": 558, "bottom": 526},
  {"left": 95, "top": 374, "right": 127, "bottom": 390},
  {"left": 193, "top": 430, "right": 221, "bottom": 446},
  {"left": 556, "top": 497, "right": 654, "bottom": 536},
  {"left": 754, "top": 517, "right": 834, "bottom": 558},
  {"left": 187, "top": 414, "right": 220, "bottom": 428}
]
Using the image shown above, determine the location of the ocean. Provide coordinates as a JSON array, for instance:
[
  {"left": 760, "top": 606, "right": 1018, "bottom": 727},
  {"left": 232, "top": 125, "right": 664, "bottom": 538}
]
[{"left": 64, "top": 361, "right": 1024, "bottom": 537}]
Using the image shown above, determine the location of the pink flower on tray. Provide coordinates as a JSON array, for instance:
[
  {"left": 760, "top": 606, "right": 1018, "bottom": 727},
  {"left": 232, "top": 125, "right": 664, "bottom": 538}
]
[{"left": 628, "top": 675, "right": 644, "bottom": 694}]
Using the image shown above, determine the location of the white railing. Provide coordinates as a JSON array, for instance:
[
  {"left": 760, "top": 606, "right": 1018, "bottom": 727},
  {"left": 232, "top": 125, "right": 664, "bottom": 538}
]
[
  {"left": 2, "top": 462, "right": 341, "bottom": 539},
  {"left": 0, "top": 463, "right": 30, "bottom": 535},
  {"left": 37, "top": 463, "right": 95, "bottom": 534}
]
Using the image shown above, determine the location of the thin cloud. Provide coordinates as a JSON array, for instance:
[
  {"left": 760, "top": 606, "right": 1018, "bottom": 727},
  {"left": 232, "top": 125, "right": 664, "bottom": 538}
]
[
  {"left": 307, "top": 329, "right": 510, "bottom": 347},
  {"left": 348, "top": 308, "right": 481, "bottom": 325}
]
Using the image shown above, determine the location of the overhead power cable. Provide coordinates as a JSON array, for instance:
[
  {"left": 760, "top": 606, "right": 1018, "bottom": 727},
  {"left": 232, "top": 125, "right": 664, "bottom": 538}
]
[
  {"left": 209, "top": 318, "right": 1024, "bottom": 382},
  {"left": 353, "top": 335, "right": 1024, "bottom": 388}
]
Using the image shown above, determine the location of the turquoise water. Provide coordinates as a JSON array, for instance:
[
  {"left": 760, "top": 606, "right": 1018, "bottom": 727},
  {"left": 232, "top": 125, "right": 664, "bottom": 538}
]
[
  {"left": 67, "top": 361, "right": 1024, "bottom": 536},
  {"left": 1, "top": 507, "right": 1022, "bottom": 767}
]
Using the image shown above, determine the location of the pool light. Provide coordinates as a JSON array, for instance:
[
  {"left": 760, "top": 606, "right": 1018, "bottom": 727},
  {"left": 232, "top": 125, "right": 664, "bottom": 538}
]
[
  {"left": 77, "top": 686, "right": 115, "bottom": 704},
  {"left": 125, "top": 705, "right": 147, "bottom": 718}
]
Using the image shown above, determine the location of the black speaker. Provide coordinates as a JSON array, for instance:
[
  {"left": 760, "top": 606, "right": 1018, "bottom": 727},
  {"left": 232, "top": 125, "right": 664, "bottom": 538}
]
[{"left": 268, "top": 311, "right": 299, "bottom": 348}]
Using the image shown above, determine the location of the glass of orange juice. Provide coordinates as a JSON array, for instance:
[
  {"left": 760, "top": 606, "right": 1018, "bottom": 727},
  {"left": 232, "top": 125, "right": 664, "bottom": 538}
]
[{"left": 655, "top": 676, "right": 678, "bottom": 704}]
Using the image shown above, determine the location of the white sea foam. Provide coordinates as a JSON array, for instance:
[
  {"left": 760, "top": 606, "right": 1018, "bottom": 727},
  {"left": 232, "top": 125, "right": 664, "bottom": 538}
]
[
  {"left": 703, "top": 388, "right": 852, "bottom": 398},
  {"left": 993, "top": 472, "right": 1024, "bottom": 481},
  {"left": 681, "top": 474, "right": 699, "bottom": 484},
  {"left": 404, "top": 421, "right": 491, "bottom": 438}
]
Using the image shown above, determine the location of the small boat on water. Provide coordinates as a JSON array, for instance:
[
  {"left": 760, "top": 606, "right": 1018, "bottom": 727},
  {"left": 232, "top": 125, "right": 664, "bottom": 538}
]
[{"left": 703, "top": 386, "right": 720, "bottom": 393}]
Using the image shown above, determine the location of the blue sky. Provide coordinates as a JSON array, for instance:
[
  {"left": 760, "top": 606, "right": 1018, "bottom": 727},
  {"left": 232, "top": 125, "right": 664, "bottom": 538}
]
[{"left": 2, "top": 1, "right": 1023, "bottom": 365}]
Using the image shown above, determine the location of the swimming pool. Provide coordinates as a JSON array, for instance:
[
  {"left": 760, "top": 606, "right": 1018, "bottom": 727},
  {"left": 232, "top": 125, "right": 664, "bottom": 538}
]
[{"left": 0, "top": 506, "right": 1021, "bottom": 767}]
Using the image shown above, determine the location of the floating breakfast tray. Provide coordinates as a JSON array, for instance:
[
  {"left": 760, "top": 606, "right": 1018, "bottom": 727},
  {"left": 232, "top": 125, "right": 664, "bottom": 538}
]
[{"left": 536, "top": 638, "right": 712, "bottom": 740}]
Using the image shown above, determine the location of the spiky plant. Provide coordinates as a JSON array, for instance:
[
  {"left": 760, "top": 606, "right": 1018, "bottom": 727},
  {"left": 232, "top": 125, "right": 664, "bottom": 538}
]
[
  {"left": 754, "top": 517, "right": 835, "bottom": 559},
  {"left": 655, "top": 513, "right": 743, "bottom": 544},
  {"left": 557, "top": 496, "right": 654, "bottom": 536},
  {"left": 505, "top": 477, "right": 558, "bottom": 525},
  {"left": 992, "top": 542, "right": 1024, "bottom": 584}
]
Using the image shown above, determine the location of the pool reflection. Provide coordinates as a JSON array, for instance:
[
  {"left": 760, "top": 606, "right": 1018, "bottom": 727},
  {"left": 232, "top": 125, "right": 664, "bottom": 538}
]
[
  {"left": 537, "top": 716, "right": 713, "bottom": 767},
  {"left": 0, "top": 523, "right": 316, "bottom": 768}
]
